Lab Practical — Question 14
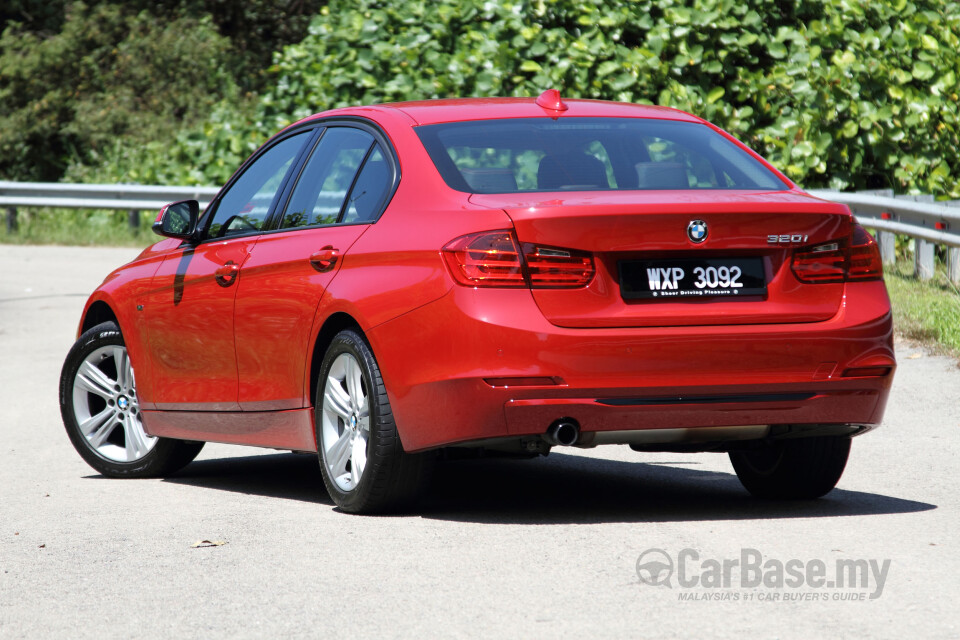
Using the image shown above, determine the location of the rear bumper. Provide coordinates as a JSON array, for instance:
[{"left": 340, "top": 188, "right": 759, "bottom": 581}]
[{"left": 366, "top": 281, "right": 894, "bottom": 452}]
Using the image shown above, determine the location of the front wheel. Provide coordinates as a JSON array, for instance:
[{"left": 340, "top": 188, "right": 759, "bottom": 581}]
[
  {"left": 59, "top": 321, "right": 204, "bottom": 477},
  {"left": 315, "top": 329, "right": 429, "bottom": 514},
  {"left": 729, "top": 436, "right": 851, "bottom": 499}
]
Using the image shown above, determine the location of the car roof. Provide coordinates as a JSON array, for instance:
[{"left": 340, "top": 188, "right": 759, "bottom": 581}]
[{"left": 300, "top": 96, "right": 705, "bottom": 127}]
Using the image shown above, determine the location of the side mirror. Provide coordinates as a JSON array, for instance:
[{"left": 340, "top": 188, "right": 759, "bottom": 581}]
[{"left": 153, "top": 200, "right": 199, "bottom": 239}]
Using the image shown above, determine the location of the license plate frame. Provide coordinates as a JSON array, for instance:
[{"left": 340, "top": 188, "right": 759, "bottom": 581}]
[{"left": 619, "top": 257, "right": 767, "bottom": 300}]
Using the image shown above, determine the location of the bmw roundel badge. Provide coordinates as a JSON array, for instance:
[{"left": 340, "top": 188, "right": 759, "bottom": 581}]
[{"left": 687, "top": 219, "right": 708, "bottom": 243}]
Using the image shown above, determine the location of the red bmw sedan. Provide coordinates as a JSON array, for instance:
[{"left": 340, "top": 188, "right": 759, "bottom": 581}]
[{"left": 60, "top": 91, "right": 894, "bottom": 513}]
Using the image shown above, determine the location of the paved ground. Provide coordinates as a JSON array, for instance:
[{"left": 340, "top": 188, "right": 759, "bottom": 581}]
[{"left": 1, "top": 244, "right": 957, "bottom": 639}]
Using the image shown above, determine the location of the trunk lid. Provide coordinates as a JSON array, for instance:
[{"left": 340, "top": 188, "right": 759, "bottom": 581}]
[{"left": 469, "top": 190, "right": 852, "bottom": 328}]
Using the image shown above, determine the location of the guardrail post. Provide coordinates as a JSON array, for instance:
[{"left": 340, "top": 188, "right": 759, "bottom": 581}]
[
  {"left": 5, "top": 206, "right": 17, "bottom": 233},
  {"left": 948, "top": 201, "right": 960, "bottom": 285},
  {"left": 128, "top": 209, "right": 140, "bottom": 233},
  {"left": 949, "top": 248, "right": 960, "bottom": 285},
  {"left": 858, "top": 189, "right": 896, "bottom": 266},
  {"left": 900, "top": 194, "right": 936, "bottom": 280}
]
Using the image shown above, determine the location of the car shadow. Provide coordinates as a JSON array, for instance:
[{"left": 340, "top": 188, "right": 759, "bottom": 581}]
[
  {"left": 157, "top": 451, "right": 936, "bottom": 524},
  {"left": 161, "top": 452, "right": 334, "bottom": 506}
]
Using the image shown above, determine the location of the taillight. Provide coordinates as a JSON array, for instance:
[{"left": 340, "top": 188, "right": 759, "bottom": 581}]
[
  {"left": 442, "top": 230, "right": 595, "bottom": 288},
  {"left": 791, "top": 241, "right": 846, "bottom": 283},
  {"left": 791, "top": 223, "right": 882, "bottom": 284},
  {"left": 847, "top": 223, "right": 883, "bottom": 281},
  {"left": 442, "top": 230, "right": 526, "bottom": 287},
  {"left": 522, "top": 243, "right": 594, "bottom": 288}
]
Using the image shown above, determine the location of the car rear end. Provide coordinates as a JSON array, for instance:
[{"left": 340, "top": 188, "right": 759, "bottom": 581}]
[{"left": 367, "top": 104, "right": 894, "bottom": 467}]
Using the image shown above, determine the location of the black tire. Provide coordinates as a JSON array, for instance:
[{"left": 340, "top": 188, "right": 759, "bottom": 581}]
[
  {"left": 315, "top": 329, "right": 430, "bottom": 514},
  {"left": 59, "top": 321, "right": 204, "bottom": 477},
  {"left": 729, "top": 436, "right": 851, "bottom": 499}
]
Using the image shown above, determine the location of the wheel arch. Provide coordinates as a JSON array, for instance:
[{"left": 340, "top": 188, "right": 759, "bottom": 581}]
[
  {"left": 81, "top": 299, "right": 119, "bottom": 335},
  {"left": 308, "top": 312, "right": 364, "bottom": 407}
]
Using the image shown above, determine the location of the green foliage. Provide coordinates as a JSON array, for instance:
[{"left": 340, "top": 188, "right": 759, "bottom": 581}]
[
  {"left": 5, "top": 0, "right": 960, "bottom": 200},
  {"left": 0, "top": 1, "right": 324, "bottom": 184},
  {"left": 0, "top": 1, "right": 68, "bottom": 34},
  {"left": 253, "top": 0, "right": 960, "bottom": 197},
  {"left": 0, "top": 208, "right": 156, "bottom": 247},
  {"left": 158, "top": 0, "right": 326, "bottom": 92},
  {"left": 0, "top": 2, "right": 240, "bottom": 182},
  {"left": 884, "top": 262, "right": 960, "bottom": 356}
]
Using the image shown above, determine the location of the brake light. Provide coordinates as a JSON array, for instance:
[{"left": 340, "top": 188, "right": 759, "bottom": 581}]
[
  {"left": 442, "top": 230, "right": 526, "bottom": 287},
  {"left": 791, "top": 241, "right": 846, "bottom": 283},
  {"left": 442, "top": 231, "right": 595, "bottom": 288},
  {"left": 522, "top": 243, "right": 594, "bottom": 288},
  {"left": 791, "top": 223, "right": 882, "bottom": 284},
  {"left": 847, "top": 223, "right": 883, "bottom": 281}
]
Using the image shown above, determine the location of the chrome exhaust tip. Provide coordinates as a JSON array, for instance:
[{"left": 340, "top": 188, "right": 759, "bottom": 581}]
[{"left": 543, "top": 419, "right": 580, "bottom": 446}]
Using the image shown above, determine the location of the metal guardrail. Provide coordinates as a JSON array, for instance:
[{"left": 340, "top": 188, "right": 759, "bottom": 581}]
[
  {"left": 0, "top": 181, "right": 220, "bottom": 212},
  {"left": 809, "top": 189, "right": 960, "bottom": 283},
  {"left": 1, "top": 181, "right": 958, "bottom": 283}
]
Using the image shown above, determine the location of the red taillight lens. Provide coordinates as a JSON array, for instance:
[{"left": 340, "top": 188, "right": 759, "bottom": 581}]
[
  {"left": 442, "top": 230, "right": 526, "bottom": 287},
  {"left": 847, "top": 223, "right": 883, "bottom": 281},
  {"left": 442, "top": 231, "right": 594, "bottom": 288},
  {"left": 791, "top": 241, "right": 846, "bottom": 283},
  {"left": 791, "top": 223, "right": 882, "bottom": 284},
  {"left": 522, "top": 243, "right": 594, "bottom": 288}
]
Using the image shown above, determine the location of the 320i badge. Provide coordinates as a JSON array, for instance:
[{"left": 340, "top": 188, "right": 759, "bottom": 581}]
[{"left": 59, "top": 90, "right": 895, "bottom": 513}]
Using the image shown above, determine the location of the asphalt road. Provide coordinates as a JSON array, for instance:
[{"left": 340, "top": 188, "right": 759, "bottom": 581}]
[{"left": 1, "top": 244, "right": 958, "bottom": 639}]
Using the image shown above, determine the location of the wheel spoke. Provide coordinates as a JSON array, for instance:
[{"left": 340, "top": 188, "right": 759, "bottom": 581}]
[
  {"left": 113, "top": 347, "right": 129, "bottom": 389},
  {"left": 323, "top": 382, "right": 352, "bottom": 421},
  {"left": 76, "top": 361, "right": 117, "bottom": 400},
  {"left": 351, "top": 435, "right": 367, "bottom": 485},
  {"left": 345, "top": 358, "right": 362, "bottom": 413},
  {"left": 123, "top": 415, "right": 151, "bottom": 461},
  {"left": 327, "top": 429, "right": 353, "bottom": 477},
  {"left": 79, "top": 406, "right": 116, "bottom": 437},
  {"left": 88, "top": 416, "right": 118, "bottom": 449}
]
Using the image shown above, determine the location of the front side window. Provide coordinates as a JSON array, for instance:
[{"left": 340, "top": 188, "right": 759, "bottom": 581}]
[
  {"left": 416, "top": 118, "right": 788, "bottom": 193},
  {"left": 206, "top": 131, "right": 311, "bottom": 238}
]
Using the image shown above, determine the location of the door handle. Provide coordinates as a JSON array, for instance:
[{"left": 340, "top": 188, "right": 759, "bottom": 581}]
[
  {"left": 309, "top": 246, "right": 340, "bottom": 273},
  {"left": 215, "top": 260, "right": 239, "bottom": 287}
]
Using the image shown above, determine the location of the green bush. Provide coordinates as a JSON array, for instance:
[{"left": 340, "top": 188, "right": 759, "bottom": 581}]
[
  {"left": 0, "top": 2, "right": 240, "bottom": 182},
  {"left": 256, "top": 0, "right": 960, "bottom": 197},
  {"left": 6, "top": 0, "right": 959, "bottom": 199}
]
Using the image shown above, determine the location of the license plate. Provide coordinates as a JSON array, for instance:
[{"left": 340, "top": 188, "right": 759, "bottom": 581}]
[{"left": 619, "top": 257, "right": 766, "bottom": 299}]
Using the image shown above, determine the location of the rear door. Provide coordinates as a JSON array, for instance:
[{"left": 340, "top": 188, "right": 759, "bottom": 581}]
[{"left": 233, "top": 125, "right": 397, "bottom": 410}]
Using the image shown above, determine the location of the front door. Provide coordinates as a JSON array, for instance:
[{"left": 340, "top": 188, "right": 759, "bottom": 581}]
[{"left": 140, "top": 130, "right": 313, "bottom": 410}]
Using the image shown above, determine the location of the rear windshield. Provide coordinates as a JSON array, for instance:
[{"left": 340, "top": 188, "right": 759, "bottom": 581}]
[{"left": 416, "top": 117, "right": 788, "bottom": 193}]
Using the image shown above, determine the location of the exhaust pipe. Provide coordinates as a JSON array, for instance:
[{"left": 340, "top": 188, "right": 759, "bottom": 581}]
[{"left": 543, "top": 419, "right": 580, "bottom": 446}]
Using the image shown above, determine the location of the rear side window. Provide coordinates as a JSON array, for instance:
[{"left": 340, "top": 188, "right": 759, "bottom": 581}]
[
  {"left": 281, "top": 128, "right": 375, "bottom": 229},
  {"left": 342, "top": 146, "right": 390, "bottom": 224},
  {"left": 416, "top": 118, "right": 787, "bottom": 193}
]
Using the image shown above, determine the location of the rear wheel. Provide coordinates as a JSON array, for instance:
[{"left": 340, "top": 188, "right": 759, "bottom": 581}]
[
  {"left": 60, "top": 321, "right": 204, "bottom": 477},
  {"left": 729, "top": 436, "right": 851, "bottom": 499},
  {"left": 315, "top": 329, "right": 429, "bottom": 514}
]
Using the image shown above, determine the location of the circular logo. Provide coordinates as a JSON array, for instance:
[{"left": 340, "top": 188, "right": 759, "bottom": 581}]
[
  {"left": 117, "top": 396, "right": 129, "bottom": 410},
  {"left": 687, "top": 220, "right": 708, "bottom": 244},
  {"left": 636, "top": 548, "right": 674, "bottom": 587}
]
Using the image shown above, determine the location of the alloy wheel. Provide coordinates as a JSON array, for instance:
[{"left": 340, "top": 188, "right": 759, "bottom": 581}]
[
  {"left": 71, "top": 345, "right": 156, "bottom": 462},
  {"left": 320, "top": 352, "right": 370, "bottom": 492}
]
